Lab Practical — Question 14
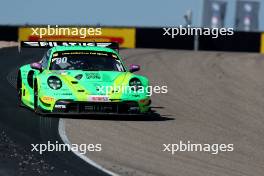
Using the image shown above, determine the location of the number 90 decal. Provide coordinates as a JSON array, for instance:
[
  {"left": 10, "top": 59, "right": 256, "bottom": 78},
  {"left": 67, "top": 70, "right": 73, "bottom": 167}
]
[{"left": 52, "top": 57, "right": 67, "bottom": 64}]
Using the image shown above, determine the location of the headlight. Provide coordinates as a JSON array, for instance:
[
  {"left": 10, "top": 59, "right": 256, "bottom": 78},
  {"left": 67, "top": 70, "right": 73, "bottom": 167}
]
[
  {"left": 129, "top": 78, "right": 142, "bottom": 91},
  {"left": 47, "top": 76, "right": 62, "bottom": 90}
]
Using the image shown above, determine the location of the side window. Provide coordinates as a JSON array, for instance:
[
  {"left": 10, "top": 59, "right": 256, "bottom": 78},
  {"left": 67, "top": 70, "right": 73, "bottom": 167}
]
[{"left": 41, "top": 49, "right": 51, "bottom": 69}]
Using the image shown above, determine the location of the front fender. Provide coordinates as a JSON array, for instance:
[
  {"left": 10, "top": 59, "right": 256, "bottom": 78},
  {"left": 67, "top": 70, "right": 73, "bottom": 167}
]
[{"left": 19, "top": 64, "right": 40, "bottom": 109}]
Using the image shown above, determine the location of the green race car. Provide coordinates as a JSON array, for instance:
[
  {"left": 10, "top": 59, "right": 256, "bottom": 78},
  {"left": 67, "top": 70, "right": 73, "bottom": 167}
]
[{"left": 17, "top": 42, "right": 151, "bottom": 115}]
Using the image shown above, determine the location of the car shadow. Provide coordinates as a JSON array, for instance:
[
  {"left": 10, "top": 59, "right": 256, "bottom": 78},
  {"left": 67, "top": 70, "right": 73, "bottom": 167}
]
[
  {"left": 46, "top": 110, "right": 174, "bottom": 122},
  {"left": 19, "top": 103, "right": 174, "bottom": 121}
]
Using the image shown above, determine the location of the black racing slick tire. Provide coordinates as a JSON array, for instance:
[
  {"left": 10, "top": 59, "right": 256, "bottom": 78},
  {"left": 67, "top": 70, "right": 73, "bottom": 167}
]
[
  {"left": 17, "top": 71, "right": 23, "bottom": 106},
  {"left": 33, "top": 80, "right": 40, "bottom": 113}
]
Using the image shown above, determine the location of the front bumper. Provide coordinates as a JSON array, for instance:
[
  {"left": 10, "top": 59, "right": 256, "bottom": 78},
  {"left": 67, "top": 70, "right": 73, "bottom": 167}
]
[{"left": 40, "top": 99, "right": 150, "bottom": 115}]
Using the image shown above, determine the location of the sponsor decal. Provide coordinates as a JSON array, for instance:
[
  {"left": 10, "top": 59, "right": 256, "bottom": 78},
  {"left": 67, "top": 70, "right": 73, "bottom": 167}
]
[
  {"left": 21, "top": 41, "right": 115, "bottom": 48},
  {"left": 88, "top": 95, "right": 109, "bottom": 102},
  {"left": 19, "top": 27, "right": 136, "bottom": 48},
  {"left": 55, "top": 104, "right": 66, "bottom": 109},
  {"left": 85, "top": 73, "right": 101, "bottom": 79},
  {"left": 41, "top": 96, "right": 55, "bottom": 103}
]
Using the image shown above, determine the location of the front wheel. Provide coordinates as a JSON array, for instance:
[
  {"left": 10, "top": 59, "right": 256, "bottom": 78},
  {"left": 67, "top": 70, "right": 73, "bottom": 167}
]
[
  {"left": 34, "top": 80, "right": 40, "bottom": 113},
  {"left": 17, "top": 72, "right": 23, "bottom": 106}
]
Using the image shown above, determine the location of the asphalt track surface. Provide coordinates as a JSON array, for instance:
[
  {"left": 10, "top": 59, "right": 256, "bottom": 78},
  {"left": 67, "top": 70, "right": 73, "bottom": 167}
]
[
  {"left": 0, "top": 47, "right": 109, "bottom": 176},
  {"left": 64, "top": 49, "right": 264, "bottom": 176},
  {"left": 1, "top": 47, "right": 264, "bottom": 176}
]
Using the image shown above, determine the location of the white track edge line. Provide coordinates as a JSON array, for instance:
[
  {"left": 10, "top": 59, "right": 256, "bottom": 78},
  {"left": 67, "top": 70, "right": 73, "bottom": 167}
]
[{"left": 58, "top": 118, "right": 119, "bottom": 176}]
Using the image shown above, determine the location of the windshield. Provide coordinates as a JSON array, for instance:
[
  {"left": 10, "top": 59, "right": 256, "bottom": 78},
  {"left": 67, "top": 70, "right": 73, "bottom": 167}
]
[{"left": 49, "top": 51, "right": 125, "bottom": 71}]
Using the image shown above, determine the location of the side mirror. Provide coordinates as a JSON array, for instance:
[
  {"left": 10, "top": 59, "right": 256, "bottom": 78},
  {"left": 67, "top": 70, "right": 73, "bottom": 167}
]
[
  {"left": 129, "top": 64, "right": 140, "bottom": 73},
  {"left": 30, "top": 62, "right": 42, "bottom": 71}
]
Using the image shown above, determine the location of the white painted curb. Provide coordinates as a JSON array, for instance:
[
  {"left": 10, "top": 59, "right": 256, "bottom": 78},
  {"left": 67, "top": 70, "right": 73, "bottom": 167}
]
[{"left": 58, "top": 119, "right": 118, "bottom": 176}]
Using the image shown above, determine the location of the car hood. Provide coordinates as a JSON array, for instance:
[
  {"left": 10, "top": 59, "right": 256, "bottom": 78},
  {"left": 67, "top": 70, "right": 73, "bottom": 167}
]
[
  {"left": 51, "top": 70, "right": 127, "bottom": 82},
  {"left": 47, "top": 70, "right": 132, "bottom": 95}
]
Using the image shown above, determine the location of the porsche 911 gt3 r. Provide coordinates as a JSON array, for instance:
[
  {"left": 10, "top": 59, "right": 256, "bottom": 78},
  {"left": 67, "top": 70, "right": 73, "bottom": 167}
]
[{"left": 17, "top": 42, "right": 151, "bottom": 115}]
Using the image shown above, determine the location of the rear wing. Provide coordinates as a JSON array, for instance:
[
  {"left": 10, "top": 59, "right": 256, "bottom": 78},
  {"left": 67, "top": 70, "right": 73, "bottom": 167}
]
[{"left": 19, "top": 41, "right": 119, "bottom": 52}]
